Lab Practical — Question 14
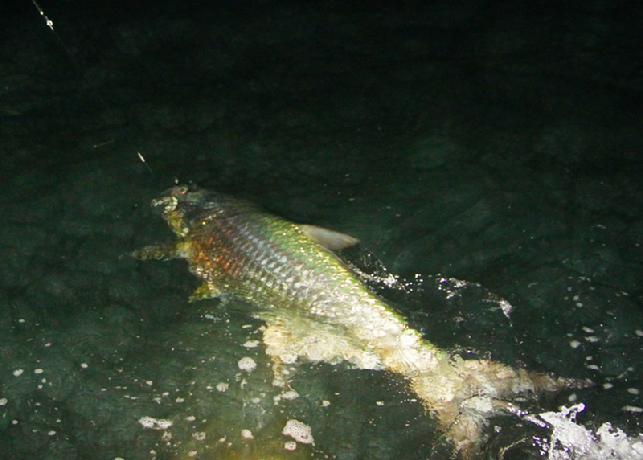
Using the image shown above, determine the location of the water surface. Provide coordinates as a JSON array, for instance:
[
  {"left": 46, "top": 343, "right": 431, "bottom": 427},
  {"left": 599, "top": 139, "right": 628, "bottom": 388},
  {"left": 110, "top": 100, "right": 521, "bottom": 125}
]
[{"left": 1, "top": 1, "right": 641, "bottom": 458}]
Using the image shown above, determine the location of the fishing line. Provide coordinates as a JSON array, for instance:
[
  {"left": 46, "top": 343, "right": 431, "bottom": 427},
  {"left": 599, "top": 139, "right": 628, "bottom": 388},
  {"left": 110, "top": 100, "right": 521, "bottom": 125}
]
[
  {"left": 29, "top": 0, "right": 156, "bottom": 179},
  {"left": 31, "top": 0, "right": 72, "bottom": 60}
]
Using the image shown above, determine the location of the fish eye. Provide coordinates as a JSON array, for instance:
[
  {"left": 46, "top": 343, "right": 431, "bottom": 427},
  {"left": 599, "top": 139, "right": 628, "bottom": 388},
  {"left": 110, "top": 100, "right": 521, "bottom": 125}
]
[{"left": 174, "top": 185, "right": 189, "bottom": 196}]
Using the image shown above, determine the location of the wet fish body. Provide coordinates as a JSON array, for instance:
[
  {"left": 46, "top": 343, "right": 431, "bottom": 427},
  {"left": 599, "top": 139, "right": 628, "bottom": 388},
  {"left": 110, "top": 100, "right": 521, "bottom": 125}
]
[{"left": 135, "top": 185, "right": 586, "bottom": 458}]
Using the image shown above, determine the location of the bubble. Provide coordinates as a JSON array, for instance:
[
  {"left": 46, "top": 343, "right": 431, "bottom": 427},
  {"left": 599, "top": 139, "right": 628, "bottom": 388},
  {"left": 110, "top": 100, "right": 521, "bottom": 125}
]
[
  {"left": 138, "top": 417, "right": 173, "bottom": 430},
  {"left": 216, "top": 382, "right": 229, "bottom": 392},
  {"left": 622, "top": 405, "right": 642, "bottom": 413}
]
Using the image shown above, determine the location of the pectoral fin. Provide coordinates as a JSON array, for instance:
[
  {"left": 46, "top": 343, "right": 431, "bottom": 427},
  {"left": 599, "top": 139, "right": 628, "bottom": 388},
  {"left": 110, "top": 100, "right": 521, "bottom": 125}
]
[
  {"left": 299, "top": 224, "right": 359, "bottom": 251},
  {"left": 189, "top": 282, "right": 223, "bottom": 302},
  {"left": 131, "top": 243, "right": 182, "bottom": 261}
]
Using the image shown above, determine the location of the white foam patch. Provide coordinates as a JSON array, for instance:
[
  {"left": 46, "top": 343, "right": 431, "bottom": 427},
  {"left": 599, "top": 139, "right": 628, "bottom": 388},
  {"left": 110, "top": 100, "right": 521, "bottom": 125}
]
[
  {"left": 497, "top": 298, "right": 514, "bottom": 319},
  {"left": 282, "top": 419, "right": 314, "bottom": 445},
  {"left": 238, "top": 357, "right": 256, "bottom": 372},
  {"left": 622, "top": 406, "right": 642, "bottom": 413},
  {"left": 242, "top": 340, "right": 260, "bottom": 348},
  {"left": 192, "top": 431, "right": 206, "bottom": 441},
  {"left": 138, "top": 416, "right": 173, "bottom": 430},
  {"left": 216, "top": 382, "right": 229, "bottom": 392}
]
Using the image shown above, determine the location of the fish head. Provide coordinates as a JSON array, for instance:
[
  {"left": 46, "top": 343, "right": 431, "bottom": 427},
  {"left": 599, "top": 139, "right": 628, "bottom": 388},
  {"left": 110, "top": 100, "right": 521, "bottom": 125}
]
[
  {"left": 152, "top": 185, "right": 210, "bottom": 211},
  {"left": 151, "top": 185, "right": 248, "bottom": 237},
  {"left": 151, "top": 185, "right": 211, "bottom": 237}
]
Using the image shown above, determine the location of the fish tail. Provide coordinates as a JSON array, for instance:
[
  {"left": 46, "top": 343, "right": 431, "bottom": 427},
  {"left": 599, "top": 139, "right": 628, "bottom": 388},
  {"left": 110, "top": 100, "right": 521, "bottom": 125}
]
[{"left": 407, "top": 357, "right": 589, "bottom": 458}]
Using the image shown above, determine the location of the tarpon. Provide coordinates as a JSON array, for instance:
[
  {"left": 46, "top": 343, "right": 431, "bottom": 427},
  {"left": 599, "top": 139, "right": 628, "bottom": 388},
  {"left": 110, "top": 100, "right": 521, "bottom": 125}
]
[{"left": 134, "top": 185, "right": 588, "bottom": 458}]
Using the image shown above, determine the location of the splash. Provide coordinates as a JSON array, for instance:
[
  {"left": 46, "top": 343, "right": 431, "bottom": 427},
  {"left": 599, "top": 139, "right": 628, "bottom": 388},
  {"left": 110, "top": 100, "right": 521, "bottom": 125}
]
[
  {"left": 349, "top": 251, "right": 514, "bottom": 319},
  {"left": 527, "top": 403, "right": 643, "bottom": 459}
]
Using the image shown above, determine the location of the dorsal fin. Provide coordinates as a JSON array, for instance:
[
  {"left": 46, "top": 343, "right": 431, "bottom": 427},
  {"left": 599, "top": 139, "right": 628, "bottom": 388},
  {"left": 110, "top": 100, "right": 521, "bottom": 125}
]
[{"left": 299, "top": 224, "right": 359, "bottom": 251}]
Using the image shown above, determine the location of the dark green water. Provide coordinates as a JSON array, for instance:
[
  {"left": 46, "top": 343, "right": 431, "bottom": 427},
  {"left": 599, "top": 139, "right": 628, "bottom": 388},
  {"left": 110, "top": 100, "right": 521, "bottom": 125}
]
[{"left": 1, "top": 1, "right": 641, "bottom": 459}]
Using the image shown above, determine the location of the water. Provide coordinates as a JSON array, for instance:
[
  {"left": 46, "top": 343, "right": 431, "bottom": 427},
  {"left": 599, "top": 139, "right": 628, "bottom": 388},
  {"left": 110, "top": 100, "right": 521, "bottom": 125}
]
[{"left": 1, "top": 1, "right": 641, "bottom": 459}]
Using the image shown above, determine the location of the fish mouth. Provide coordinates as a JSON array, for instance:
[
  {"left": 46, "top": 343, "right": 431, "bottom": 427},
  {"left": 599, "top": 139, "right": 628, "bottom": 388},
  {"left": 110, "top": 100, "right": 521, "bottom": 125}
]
[
  {"left": 150, "top": 185, "right": 201, "bottom": 237},
  {"left": 151, "top": 193, "right": 180, "bottom": 215},
  {"left": 157, "top": 185, "right": 192, "bottom": 203},
  {"left": 165, "top": 184, "right": 191, "bottom": 197},
  {"left": 151, "top": 185, "right": 207, "bottom": 214}
]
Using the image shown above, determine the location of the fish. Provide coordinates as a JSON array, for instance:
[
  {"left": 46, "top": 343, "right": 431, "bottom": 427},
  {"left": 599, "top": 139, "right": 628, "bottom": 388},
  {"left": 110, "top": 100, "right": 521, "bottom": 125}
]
[{"left": 133, "top": 185, "right": 589, "bottom": 458}]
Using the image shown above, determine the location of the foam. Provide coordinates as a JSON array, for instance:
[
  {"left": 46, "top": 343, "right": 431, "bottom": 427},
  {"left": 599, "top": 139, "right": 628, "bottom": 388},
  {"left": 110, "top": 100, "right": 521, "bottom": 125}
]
[{"left": 282, "top": 419, "right": 314, "bottom": 445}]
